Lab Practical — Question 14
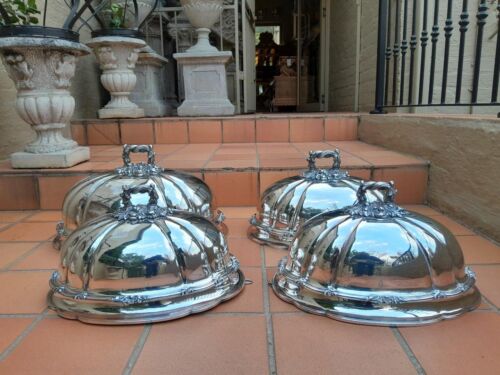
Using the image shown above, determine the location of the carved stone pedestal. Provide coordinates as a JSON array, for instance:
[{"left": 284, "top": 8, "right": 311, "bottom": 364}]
[
  {"left": 174, "top": 51, "right": 235, "bottom": 116},
  {"left": 131, "top": 46, "right": 170, "bottom": 117},
  {"left": 0, "top": 37, "right": 90, "bottom": 169},
  {"left": 87, "top": 36, "right": 145, "bottom": 119}
]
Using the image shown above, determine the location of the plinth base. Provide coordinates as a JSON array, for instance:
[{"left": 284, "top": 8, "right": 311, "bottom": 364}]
[
  {"left": 174, "top": 51, "right": 235, "bottom": 117},
  {"left": 11, "top": 147, "right": 90, "bottom": 169},
  {"left": 177, "top": 99, "right": 235, "bottom": 117},
  {"left": 98, "top": 107, "right": 144, "bottom": 119},
  {"left": 138, "top": 101, "right": 170, "bottom": 117}
]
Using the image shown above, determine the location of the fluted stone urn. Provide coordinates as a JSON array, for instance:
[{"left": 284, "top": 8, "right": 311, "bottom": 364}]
[
  {"left": 181, "top": 0, "right": 224, "bottom": 53},
  {"left": 87, "top": 36, "right": 146, "bottom": 119},
  {"left": 0, "top": 37, "right": 91, "bottom": 168},
  {"left": 174, "top": 0, "right": 235, "bottom": 116}
]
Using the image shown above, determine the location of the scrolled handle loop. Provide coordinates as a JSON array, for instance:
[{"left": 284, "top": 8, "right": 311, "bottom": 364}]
[
  {"left": 357, "top": 181, "right": 397, "bottom": 204},
  {"left": 122, "top": 144, "right": 156, "bottom": 167},
  {"left": 120, "top": 184, "right": 159, "bottom": 208},
  {"left": 306, "top": 149, "right": 341, "bottom": 171}
]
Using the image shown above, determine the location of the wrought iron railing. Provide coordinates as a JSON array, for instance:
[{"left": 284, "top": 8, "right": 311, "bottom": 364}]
[{"left": 372, "top": 0, "right": 500, "bottom": 114}]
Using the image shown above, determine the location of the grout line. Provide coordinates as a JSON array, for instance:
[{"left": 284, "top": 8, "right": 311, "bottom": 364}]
[
  {"left": 1, "top": 241, "right": 45, "bottom": 271},
  {"left": 391, "top": 328, "right": 426, "bottom": 375},
  {"left": 0, "top": 309, "right": 49, "bottom": 363},
  {"left": 122, "top": 324, "right": 152, "bottom": 375},
  {"left": 0, "top": 314, "right": 44, "bottom": 319},
  {"left": 260, "top": 246, "right": 278, "bottom": 375},
  {"left": 0, "top": 222, "right": 22, "bottom": 234},
  {"left": 204, "top": 311, "right": 265, "bottom": 317},
  {"left": 468, "top": 262, "right": 500, "bottom": 267},
  {"left": 117, "top": 119, "right": 123, "bottom": 145},
  {"left": 0, "top": 210, "right": 40, "bottom": 234},
  {"left": 481, "top": 295, "right": 500, "bottom": 312},
  {"left": 152, "top": 120, "right": 157, "bottom": 143},
  {"left": 0, "top": 269, "right": 56, "bottom": 274}
]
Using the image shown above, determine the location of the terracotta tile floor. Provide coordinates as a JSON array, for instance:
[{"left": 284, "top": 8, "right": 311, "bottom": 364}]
[
  {"left": 0, "top": 206, "right": 499, "bottom": 374},
  {"left": 0, "top": 142, "right": 428, "bottom": 174}
]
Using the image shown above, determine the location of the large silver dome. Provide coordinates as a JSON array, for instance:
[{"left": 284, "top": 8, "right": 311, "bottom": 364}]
[
  {"left": 273, "top": 181, "right": 481, "bottom": 326},
  {"left": 248, "top": 150, "right": 381, "bottom": 248},
  {"left": 48, "top": 185, "right": 244, "bottom": 325},
  {"left": 54, "top": 144, "right": 224, "bottom": 248}
]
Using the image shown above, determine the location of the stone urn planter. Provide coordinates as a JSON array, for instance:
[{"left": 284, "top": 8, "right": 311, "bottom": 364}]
[
  {"left": 180, "top": 0, "right": 224, "bottom": 53},
  {"left": 0, "top": 37, "right": 91, "bottom": 168},
  {"left": 87, "top": 36, "right": 146, "bottom": 119},
  {"left": 174, "top": 0, "right": 235, "bottom": 116}
]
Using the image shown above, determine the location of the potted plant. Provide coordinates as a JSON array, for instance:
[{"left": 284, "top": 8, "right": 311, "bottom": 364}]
[
  {"left": 85, "top": 0, "right": 159, "bottom": 119},
  {"left": 0, "top": 0, "right": 92, "bottom": 168}
]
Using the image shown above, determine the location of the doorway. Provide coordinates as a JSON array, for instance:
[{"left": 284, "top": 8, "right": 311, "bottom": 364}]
[{"left": 254, "top": 0, "right": 329, "bottom": 113}]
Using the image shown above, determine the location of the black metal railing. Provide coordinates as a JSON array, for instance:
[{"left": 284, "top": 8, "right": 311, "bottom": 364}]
[{"left": 372, "top": 0, "right": 500, "bottom": 113}]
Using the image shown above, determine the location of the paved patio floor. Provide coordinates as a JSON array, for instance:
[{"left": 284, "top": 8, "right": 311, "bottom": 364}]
[{"left": 0, "top": 206, "right": 498, "bottom": 374}]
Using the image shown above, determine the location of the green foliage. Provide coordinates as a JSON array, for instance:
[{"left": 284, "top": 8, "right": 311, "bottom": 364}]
[
  {"left": 0, "top": 0, "right": 41, "bottom": 26},
  {"left": 104, "top": 1, "right": 126, "bottom": 29}
]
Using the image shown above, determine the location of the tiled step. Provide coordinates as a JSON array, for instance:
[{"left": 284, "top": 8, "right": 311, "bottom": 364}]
[
  {"left": 0, "top": 141, "right": 429, "bottom": 210},
  {"left": 71, "top": 114, "right": 359, "bottom": 145}
]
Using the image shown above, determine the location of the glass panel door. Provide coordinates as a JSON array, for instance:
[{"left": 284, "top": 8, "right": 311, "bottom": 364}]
[{"left": 297, "top": 0, "right": 323, "bottom": 112}]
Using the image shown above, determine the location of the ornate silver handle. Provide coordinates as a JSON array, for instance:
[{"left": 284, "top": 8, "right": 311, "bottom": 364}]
[
  {"left": 121, "top": 184, "right": 159, "bottom": 208},
  {"left": 306, "top": 149, "right": 341, "bottom": 170},
  {"left": 357, "top": 181, "right": 397, "bottom": 204},
  {"left": 122, "top": 144, "right": 156, "bottom": 167}
]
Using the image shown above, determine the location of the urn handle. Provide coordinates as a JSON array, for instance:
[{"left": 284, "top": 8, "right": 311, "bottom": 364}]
[
  {"left": 121, "top": 184, "right": 159, "bottom": 208},
  {"left": 307, "top": 150, "right": 341, "bottom": 170},
  {"left": 122, "top": 144, "right": 156, "bottom": 167},
  {"left": 357, "top": 181, "right": 397, "bottom": 204}
]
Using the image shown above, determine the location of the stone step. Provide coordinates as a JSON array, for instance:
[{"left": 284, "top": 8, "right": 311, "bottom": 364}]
[
  {"left": 0, "top": 141, "right": 429, "bottom": 210},
  {"left": 70, "top": 113, "right": 359, "bottom": 145}
]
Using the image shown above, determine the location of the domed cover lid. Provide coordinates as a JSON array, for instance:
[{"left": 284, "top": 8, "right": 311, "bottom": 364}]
[
  {"left": 48, "top": 185, "right": 244, "bottom": 325},
  {"left": 248, "top": 150, "right": 380, "bottom": 248},
  {"left": 272, "top": 181, "right": 481, "bottom": 326},
  {"left": 55, "top": 145, "right": 224, "bottom": 249}
]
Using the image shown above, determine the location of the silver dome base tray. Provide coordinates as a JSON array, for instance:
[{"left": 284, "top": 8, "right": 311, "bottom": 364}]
[
  {"left": 48, "top": 269, "right": 245, "bottom": 325},
  {"left": 247, "top": 217, "right": 291, "bottom": 249},
  {"left": 272, "top": 267, "right": 481, "bottom": 327}
]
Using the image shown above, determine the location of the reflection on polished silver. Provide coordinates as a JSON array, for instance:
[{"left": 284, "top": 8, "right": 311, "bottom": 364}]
[
  {"left": 273, "top": 181, "right": 481, "bottom": 326},
  {"left": 248, "top": 150, "right": 381, "bottom": 248},
  {"left": 54, "top": 144, "right": 226, "bottom": 249},
  {"left": 48, "top": 185, "right": 244, "bottom": 325}
]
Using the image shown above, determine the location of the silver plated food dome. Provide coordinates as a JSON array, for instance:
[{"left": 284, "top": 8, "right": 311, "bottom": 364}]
[
  {"left": 54, "top": 144, "right": 225, "bottom": 249},
  {"left": 272, "top": 181, "right": 481, "bottom": 326},
  {"left": 248, "top": 150, "right": 380, "bottom": 248},
  {"left": 48, "top": 185, "right": 244, "bottom": 325}
]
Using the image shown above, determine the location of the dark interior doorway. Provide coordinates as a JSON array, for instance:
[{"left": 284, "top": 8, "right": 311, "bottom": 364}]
[{"left": 255, "top": 0, "right": 322, "bottom": 113}]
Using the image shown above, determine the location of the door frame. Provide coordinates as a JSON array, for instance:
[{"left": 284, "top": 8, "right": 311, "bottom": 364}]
[
  {"left": 296, "top": 0, "right": 330, "bottom": 112},
  {"left": 320, "top": 0, "right": 330, "bottom": 112}
]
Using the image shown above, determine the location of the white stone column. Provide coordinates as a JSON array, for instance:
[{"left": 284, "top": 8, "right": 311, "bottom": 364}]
[
  {"left": 0, "top": 37, "right": 90, "bottom": 168},
  {"left": 87, "top": 36, "right": 146, "bottom": 119},
  {"left": 130, "top": 46, "right": 170, "bottom": 117}
]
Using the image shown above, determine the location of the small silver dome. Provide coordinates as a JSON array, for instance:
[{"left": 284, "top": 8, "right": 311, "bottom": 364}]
[
  {"left": 273, "top": 181, "right": 481, "bottom": 326},
  {"left": 48, "top": 185, "right": 244, "bottom": 325},
  {"left": 54, "top": 145, "right": 224, "bottom": 249},
  {"left": 248, "top": 150, "right": 381, "bottom": 248}
]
